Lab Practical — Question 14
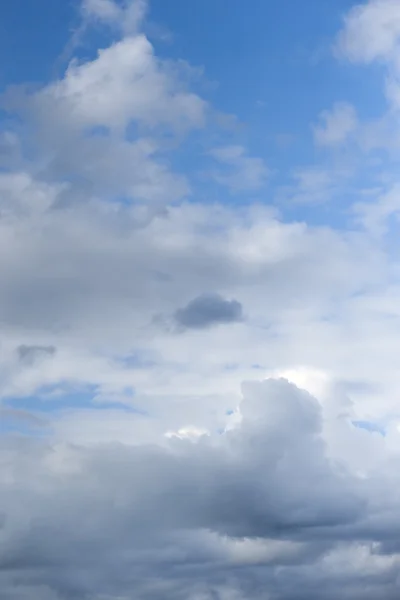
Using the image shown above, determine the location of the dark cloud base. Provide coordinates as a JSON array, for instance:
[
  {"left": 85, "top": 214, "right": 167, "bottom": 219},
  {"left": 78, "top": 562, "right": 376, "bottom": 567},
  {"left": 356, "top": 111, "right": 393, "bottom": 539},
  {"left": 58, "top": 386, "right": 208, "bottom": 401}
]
[
  {"left": 1, "top": 380, "right": 400, "bottom": 600},
  {"left": 174, "top": 293, "right": 244, "bottom": 330}
]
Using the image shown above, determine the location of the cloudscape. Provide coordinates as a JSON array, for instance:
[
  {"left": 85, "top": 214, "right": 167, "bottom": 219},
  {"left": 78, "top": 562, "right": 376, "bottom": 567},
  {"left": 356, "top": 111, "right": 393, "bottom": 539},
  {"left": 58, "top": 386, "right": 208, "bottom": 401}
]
[{"left": 2, "top": 0, "right": 400, "bottom": 598}]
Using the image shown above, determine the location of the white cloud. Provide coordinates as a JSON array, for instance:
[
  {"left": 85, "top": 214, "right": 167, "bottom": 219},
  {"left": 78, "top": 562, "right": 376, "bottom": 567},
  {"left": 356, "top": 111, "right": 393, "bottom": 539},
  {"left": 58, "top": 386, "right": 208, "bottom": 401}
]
[
  {"left": 3, "top": 379, "right": 400, "bottom": 598},
  {"left": 280, "top": 166, "right": 338, "bottom": 205},
  {"left": 82, "top": 0, "right": 148, "bottom": 34},
  {"left": 33, "top": 35, "right": 206, "bottom": 133},
  {"left": 336, "top": 0, "right": 400, "bottom": 63},
  {"left": 209, "top": 145, "right": 269, "bottom": 192},
  {"left": 314, "top": 102, "right": 358, "bottom": 147},
  {"left": 82, "top": 0, "right": 123, "bottom": 23},
  {"left": 336, "top": 0, "right": 400, "bottom": 114},
  {"left": 334, "top": 0, "right": 400, "bottom": 233},
  {"left": 4, "top": 0, "right": 400, "bottom": 598},
  {"left": 1, "top": 27, "right": 206, "bottom": 212},
  {"left": 353, "top": 182, "right": 400, "bottom": 234}
]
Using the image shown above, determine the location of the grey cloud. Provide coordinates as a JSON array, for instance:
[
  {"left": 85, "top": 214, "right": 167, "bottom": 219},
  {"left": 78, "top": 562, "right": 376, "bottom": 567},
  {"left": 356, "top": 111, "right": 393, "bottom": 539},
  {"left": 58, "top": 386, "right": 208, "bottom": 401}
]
[
  {"left": 1, "top": 379, "right": 398, "bottom": 600},
  {"left": 17, "top": 345, "right": 57, "bottom": 365},
  {"left": 0, "top": 172, "right": 380, "bottom": 354},
  {"left": 0, "top": 407, "right": 48, "bottom": 428},
  {"left": 174, "top": 293, "right": 244, "bottom": 330},
  {"left": 0, "top": 2, "right": 399, "bottom": 599}
]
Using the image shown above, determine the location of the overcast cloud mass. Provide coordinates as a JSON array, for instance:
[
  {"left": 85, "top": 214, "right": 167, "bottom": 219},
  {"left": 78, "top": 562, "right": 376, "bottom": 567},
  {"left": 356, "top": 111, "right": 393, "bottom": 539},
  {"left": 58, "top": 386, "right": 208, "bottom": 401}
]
[{"left": 2, "top": 0, "right": 400, "bottom": 598}]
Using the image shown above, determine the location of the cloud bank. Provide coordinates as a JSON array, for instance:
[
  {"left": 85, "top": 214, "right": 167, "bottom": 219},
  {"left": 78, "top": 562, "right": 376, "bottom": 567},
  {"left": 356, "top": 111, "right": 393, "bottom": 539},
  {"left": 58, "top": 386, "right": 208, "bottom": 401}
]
[{"left": 2, "top": 0, "right": 400, "bottom": 598}]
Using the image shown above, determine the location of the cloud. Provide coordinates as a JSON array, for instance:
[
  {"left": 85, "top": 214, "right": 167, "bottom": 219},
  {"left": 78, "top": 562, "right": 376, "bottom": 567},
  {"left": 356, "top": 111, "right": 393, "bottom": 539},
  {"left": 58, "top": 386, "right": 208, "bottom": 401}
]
[
  {"left": 173, "top": 293, "right": 244, "bottom": 330},
  {"left": 336, "top": 0, "right": 400, "bottom": 63},
  {"left": 353, "top": 182, "right": 400, "bottom": 235},
  {"left": 0, "top": 186, "right": 384, "bottom": 412},
  {"left": 209, "top": 145, "right": 269, "bottom": 192},
  {"left": 1, "top": 30, "right": 205, "bottom": 212},
  {"left": 3, "top": 379, "right": 400, "bottom": 598},
  {"left": 279, "top": 166, "right": 339, "bottom": 205},
  {"left": 336, "top": 0, "right": 400, "bottom": 115},
  {"left": 82, "top": 0, "right": 148, "bottom": 34},
  {"left": 82, "top": 0, "right": 123, "bottom": 23},
  {"left": 17, "top": 345, "right": 57, "bottom": 365},
  {"left": 16, "top": 33, "right": 206, "bottom": 135},
  {"left": 333, "top": 0, "right": 400, "bottom": 233},
  {"left": 3, "top": 0, "right": 400, "bottom": 598},
  {"left": 313, "top": 102, "right": 358, "bottom": 147},
  {"left": 37, "top": 35, "right": 205, "bottom": 132},
  {"left": 2, "top": 379, "right": 392, "bottom": 600}
]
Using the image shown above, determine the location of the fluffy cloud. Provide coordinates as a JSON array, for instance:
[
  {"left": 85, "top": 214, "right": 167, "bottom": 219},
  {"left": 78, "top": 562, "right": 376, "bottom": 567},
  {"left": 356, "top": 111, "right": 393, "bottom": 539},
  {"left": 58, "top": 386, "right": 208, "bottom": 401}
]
[
  {"left": 2, "top": 1, "right": 400, "bottom": 599},
  {"left": 38, "top": 35, "right": 205, "bottom": 132},
  {"left": 336, "top": 0, "right": 400, "bottom": 114},
  {"left": 336, "top": 0, "right": 400, "bottom": 63},
  {"left": 2, "top": 30, "right": 205, "bottom": 212},
  {"left": 3, "top": 379, "right": 400, "bottom": 600}
]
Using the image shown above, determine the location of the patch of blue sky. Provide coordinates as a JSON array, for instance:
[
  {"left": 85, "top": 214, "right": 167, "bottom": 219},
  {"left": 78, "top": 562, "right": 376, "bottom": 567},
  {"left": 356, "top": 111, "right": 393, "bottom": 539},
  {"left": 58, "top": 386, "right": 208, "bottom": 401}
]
[
  {"left": 85, "top": 125, "right": 111, "bottom": 138},
  {"left": 1, "top": 0, "right": 389, "bottom": 232},
  {"left": 0, "top": 405, "right": 51, "bottom": 438},
  {"left": 150, "top": 0, "right": 386, "bottom": 136},
  {"left": 352, "top": 420, "right": 386, "bottom": 436},
  {"left": 0, "top": 0, "right": 78, "bottom": 89},
  {"left": 3, "top": 384, "right": 141, "bottom": 416},
  {"left": 0, "top": 418, "right": 49, "bottom": 438},
  {"left": 146, "top": 0, "right": 391, "bottom": 232},
  {"left": 223, "top": 363, "right": 240, "bottom": 372},
  {"left": 117, "top": 352, "right": 159, "bottom": 369}
]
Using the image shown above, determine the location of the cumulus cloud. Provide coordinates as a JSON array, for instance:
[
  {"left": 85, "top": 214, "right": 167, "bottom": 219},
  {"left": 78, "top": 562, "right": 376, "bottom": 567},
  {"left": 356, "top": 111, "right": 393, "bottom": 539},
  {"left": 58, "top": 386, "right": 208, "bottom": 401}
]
[
  {"left": 334, "top": 0, "right": 400, "bottom": 232},
  {"left": 336, "top": 0, "right": 400, "bottom": 114},
  {"left": 2, "top": 0, "right": 400, "bottom": 599},
  {"left": 38, "top": 35, "right": 205, "bottom": 132},
  {"left": 1, "top": 29, "right": 205, "bottom": 213},
  {"left": 2, "top": 379, "right": 397, "bottom": 600},
  {"left": 336, "top": 0, "right": 400, "bottom": 63}
]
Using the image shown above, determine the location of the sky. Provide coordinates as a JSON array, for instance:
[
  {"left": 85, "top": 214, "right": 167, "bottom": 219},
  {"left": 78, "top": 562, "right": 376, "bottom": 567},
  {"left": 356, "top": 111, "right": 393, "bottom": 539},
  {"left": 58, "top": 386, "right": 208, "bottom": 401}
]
[{"left": 3, "top": 0, "right": 400, "bottom": 598}]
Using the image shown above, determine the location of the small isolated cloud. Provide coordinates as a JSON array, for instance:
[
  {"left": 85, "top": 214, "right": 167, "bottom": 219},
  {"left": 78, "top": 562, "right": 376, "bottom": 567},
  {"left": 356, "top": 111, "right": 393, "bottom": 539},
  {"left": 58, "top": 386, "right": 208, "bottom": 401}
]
[
  {"left": 174, "top": 293, "right": 244, "bottom": 330},
  {"left": 314, "top": 102, "right": 358, "bottom": 147},
  {"left": 209, "top": 145, "right": 269, "bottom": 192}
]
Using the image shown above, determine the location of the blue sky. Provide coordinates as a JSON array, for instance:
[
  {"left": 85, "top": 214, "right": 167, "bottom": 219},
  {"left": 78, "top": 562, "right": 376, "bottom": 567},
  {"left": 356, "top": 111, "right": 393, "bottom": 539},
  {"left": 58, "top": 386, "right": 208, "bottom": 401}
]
[
  {"left": 0, "top": 0, "right": 387, "bottom": 207},
  {"left": 3, "top": 1, "right": 400, "bottom": 598}
]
